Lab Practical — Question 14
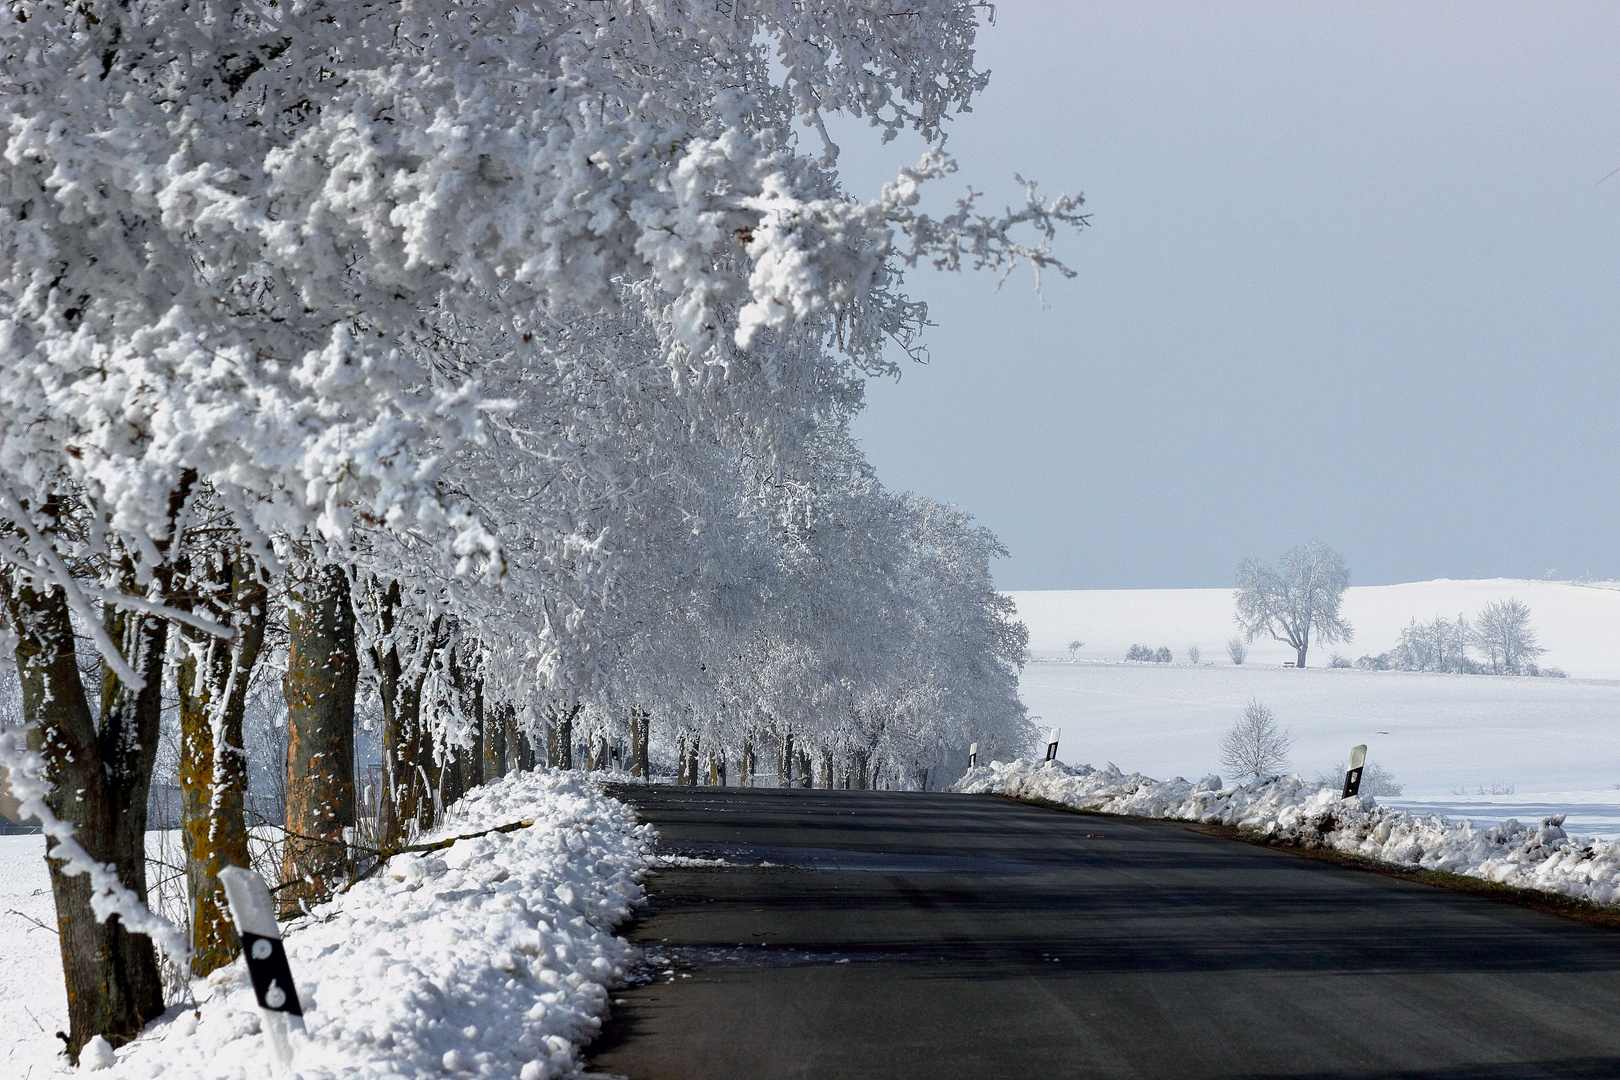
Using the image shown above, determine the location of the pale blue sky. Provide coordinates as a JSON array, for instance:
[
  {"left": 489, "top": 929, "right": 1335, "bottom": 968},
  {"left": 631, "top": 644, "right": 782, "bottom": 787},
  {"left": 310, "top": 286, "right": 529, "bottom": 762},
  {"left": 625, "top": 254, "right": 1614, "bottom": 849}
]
[{"left": 836, "top": 2, "right": 1620, "bottom": 590}]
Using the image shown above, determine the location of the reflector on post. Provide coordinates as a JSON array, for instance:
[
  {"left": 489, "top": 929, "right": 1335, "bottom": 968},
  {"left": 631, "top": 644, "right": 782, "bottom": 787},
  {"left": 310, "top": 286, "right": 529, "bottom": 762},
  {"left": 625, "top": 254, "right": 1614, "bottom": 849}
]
[
  {"left": 218, "top": 866, "right": 303, "bottom": 1074},
  {"left": 968, "top": 742, "right": 978, "bottom": 769},
  {"left": 1341, "top": 744, "right": 1368, "bottom": 799},
  {"left": 1044, "top": 728, "right": 1061, "bottom": 763}
]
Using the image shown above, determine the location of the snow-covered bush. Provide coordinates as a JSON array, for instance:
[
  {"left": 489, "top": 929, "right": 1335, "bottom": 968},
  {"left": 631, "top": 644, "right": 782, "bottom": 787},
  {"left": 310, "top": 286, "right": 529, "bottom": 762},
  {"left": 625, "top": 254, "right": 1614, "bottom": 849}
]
[
  {"left": 955, "top": 759, "right": 1620, "bottom": 907},
  {"left": 1218, "top": 699, "right": 1291, "bottom": 782},
  {"left": 94, "top": 771, "right": 650, "bottom": 1080}
]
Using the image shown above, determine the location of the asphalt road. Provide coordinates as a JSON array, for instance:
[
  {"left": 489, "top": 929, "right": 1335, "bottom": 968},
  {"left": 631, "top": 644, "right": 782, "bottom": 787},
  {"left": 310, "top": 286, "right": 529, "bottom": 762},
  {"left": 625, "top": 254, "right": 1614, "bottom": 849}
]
[{"left": 586, "top": 786, "right": 1620, "bottom": 1080}]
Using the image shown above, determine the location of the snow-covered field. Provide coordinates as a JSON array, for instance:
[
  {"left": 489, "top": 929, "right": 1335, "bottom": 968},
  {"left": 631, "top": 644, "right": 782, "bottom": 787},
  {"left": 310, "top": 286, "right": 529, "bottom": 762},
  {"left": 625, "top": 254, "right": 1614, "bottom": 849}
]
[
  {"left": 1009, "top": 578, "right": 1620, "bottom": 677},
  {"left": 954, "top": 759, "right": 1620, "bottom": 907},
  {"left": 2, "top": 771, "right": 649, "bottom": 1079},
  {"left": 1010, "top": 579, "right": 1620, "bottom": 839},
  {"left": 1019, "top": 662, "right": 1620, "bottom": 838}
]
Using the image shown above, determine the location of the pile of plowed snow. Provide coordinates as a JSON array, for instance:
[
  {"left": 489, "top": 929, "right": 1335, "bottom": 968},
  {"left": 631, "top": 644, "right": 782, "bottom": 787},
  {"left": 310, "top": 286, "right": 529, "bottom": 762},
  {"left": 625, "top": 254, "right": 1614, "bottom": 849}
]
[
  {"left": 93, "top": 770, "right": 650, "bottom": 1079},
  {"left": 953, "top": 759, "right": 1620, "bottom": 906}
]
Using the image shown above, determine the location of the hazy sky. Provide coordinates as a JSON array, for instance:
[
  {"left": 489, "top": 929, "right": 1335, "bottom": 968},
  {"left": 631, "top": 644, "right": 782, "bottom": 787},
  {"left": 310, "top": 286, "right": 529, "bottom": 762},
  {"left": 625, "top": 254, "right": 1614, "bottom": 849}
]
[{"left": 834, "top": 2, "right": 1620, "bottom": 590}]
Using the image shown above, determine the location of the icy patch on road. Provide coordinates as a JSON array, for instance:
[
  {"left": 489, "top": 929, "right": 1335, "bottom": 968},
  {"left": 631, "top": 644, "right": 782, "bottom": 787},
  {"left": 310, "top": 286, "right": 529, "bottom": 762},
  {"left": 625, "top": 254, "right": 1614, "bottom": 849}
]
[
  {"left": 95, "top": 770, "right": 651, "bottom": 1079},
  {"left": 953, "top": 759, "right": 1620, "bottom": 907}
]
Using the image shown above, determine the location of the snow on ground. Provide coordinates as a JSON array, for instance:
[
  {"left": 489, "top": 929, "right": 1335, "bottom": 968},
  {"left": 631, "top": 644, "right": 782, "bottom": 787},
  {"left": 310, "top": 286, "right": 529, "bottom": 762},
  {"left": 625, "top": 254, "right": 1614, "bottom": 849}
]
[
  {"left": 1015, "top": 632, "right": 1620, "bottom": 839},
  {"left": 953, "top": 759, "right": 1620, "bottom": 907},
  {"left": 1, "top": 832, "right": 67, "bottom": 1079},
  {"left": 1009, "top": 578, "right": 1620, "bottom": 678},
  {"left": 3, "top": 770, "right": 650, "bottom": 1079}
]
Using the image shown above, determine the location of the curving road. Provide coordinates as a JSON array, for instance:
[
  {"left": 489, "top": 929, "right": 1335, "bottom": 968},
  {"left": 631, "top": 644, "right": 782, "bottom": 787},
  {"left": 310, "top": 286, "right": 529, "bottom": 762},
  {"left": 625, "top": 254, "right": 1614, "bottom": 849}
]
[{"left": 587, "top": 786, "right": 1620, "bottom": 1080}]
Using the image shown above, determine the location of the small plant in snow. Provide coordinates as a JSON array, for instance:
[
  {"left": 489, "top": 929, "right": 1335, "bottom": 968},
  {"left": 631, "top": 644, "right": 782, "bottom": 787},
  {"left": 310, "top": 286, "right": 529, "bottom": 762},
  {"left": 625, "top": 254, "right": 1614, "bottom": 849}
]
[
  {"left": 1219, "top": 700, "right": 1292, "bottom": 783},
  {"left": 1187, "top": 644, "right": 1201, "bottom": 664},
  {"left": 1226, "top": 637, "right": 1248, "bottom": 665},
  {"left": 1067, "top": 640, "right": 1084, "bottom": 659},
  {"left": 1328, "top": 653, "right": 1352, "bottom": 669},
  {"left": 1314, "top": 761, "right": 1403, "bottom": 796}
]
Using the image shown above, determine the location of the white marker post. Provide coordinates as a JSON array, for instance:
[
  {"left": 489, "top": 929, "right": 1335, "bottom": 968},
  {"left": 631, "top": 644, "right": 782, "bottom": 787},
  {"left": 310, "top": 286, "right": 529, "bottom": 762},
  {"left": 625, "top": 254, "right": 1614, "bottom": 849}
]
[
  {"left": 1341, "top": 744, "right": 1368, "bottom": 799},
  {"left": 968, "top": 742, "right": 978, "bottom": 769},
  {"left": 1044, "top": 728, "right": 1061, "bottom": 763},
  {"left": 218, "top": 866, "right": 304, "bottom": 1075}
]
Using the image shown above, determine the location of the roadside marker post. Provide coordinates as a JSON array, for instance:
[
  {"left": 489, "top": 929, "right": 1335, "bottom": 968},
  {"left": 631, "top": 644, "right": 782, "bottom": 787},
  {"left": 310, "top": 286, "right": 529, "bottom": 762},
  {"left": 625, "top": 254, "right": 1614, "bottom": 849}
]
[
  {"left": 1044, "top": 728, "right": 1061, "bottom": 763},
  {"left": 968, "top": 742, "right": 978, "bottom": 769},
  {"left": 218, "top": 866, "right": 304, "bottom": 1075},
  {"left": 1341, "top": 745, "right": 1368, "bottom": 799}
]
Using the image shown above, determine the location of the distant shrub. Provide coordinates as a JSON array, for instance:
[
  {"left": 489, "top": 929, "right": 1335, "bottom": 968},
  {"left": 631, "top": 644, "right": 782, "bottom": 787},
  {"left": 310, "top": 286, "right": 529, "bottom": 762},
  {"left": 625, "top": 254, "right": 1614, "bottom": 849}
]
[
  {"left": 1355, "top": 653, "right": 1392, "bottom": 671},
  {"left": 1328, "top": 654, "right": 1352, "bottom": 669},
  {"left": 1226, "top": 637, "right": 1247, "bottom": 665},
  {"left": 1220, "top": 699, "right": 1291, "bottom": 783},
  {"left": 1534, "top": 665, "right": 1569, "bottom": 679},
  {"left": 1154, "top": 646, "right": 1173, "bottom": 663},
  {"left": 1314, "top": 761, "right": 1403, "bottom": 797},
  {"left": 1125, "top": 644, "right": 1153, "bottom": 662},
  {"left": 1187, "top": 644, "right": 1201, "bottom": 665}
]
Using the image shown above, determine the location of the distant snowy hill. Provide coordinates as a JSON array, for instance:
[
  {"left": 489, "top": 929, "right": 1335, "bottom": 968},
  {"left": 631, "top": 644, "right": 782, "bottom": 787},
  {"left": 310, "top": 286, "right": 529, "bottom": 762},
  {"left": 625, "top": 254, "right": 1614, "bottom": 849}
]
[{"left": 1007, "top": 579, "right": 1620, "bottom": 680}]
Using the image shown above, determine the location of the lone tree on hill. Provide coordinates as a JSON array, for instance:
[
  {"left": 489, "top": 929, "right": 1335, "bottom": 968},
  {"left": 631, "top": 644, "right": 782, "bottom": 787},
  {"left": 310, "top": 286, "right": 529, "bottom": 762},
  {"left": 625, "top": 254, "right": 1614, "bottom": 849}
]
[{"left": 1234, "top": 542, "right": 1353, "bottom": 669}]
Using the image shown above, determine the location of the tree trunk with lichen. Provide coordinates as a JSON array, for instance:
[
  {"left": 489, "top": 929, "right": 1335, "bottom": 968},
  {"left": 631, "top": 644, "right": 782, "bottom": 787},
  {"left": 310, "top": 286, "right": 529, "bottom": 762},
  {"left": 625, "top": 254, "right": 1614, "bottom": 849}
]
[
  {"left": 281, "top": 561, "right": 357, "bottom": 916},
  {"left": 176, "top": 549, "right": 267, "bottom": 977},
  {"left": 4, "top": 572, "right": 166, "bottom": 1060}
]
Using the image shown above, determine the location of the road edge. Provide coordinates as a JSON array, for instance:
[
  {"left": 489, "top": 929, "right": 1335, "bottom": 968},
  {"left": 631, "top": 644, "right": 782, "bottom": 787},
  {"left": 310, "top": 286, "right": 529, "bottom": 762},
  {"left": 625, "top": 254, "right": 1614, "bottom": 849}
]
[{"left": 1006, "top": 794, "right": 1620, "bottom": 930}]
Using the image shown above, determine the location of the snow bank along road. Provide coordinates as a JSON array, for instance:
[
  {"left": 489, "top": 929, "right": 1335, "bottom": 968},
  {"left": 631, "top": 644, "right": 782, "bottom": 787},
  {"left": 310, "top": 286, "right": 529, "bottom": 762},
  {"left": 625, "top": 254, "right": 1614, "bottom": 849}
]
[
  {"left": 960, "top": 760, "right": 1620, "bottom": 907},
  {"left": 590, "top": 785, "right": 1620, "bottom": 1080},
  {"left": 4, "top": 772, "right": 649, "bottom": 1079}
]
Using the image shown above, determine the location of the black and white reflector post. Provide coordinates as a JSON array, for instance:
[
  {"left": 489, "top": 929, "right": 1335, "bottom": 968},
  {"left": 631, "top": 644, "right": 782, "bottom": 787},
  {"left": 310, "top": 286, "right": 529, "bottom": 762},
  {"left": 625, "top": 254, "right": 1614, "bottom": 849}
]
[
  {"left": 1341, "top": 744, "right": 1368, "bottom": 799},
  {"left": 218, "top": 865, "right": 303, "bottom": 1074},
  {"left": 968, "top": 742, "right": 978, "bottom": 769},
  {"left": 1044, "top": 728, "right": 1061, "bottom": 763}
]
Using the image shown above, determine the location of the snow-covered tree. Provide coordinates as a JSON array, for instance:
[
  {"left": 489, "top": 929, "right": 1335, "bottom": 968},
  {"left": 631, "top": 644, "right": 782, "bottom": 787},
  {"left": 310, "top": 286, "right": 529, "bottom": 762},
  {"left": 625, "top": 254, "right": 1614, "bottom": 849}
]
[
  {"left": 1470, "top": 598, "right": 1546, "bottom": 676},
  {"left": 1218, "top": 700, "right": 1292, "bottom": 783},
  {"left": 0, "top": 1, "right": 1075, "bottom": 1059},
  {"left": 1235, "top": 542, "right": 1353, "bottom": 669}
]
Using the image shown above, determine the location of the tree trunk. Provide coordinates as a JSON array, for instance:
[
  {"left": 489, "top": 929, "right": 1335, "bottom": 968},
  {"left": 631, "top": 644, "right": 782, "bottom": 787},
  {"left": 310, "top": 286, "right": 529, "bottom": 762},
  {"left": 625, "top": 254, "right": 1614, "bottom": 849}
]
[
  {"left": 796, "top": 749, "right": 811, "bottom": 789},
  {"left": 820, "top": 750, "right": 834, "bottom": 790},
  {"left": 482, "top": 698, "right": 506, "bottom": 783},
  {"left": 375, "top": 592, "right": 435, "bottom": 849},
  {"left": 467, "top": 684, "right": 485, "bottom": 790},
  {"left": 686, "top": 738, "right": 699, "bottom": 788},
  {"left": 509, "top": 708, "right": 536, "bottom": 772},
  {"left": 4, "top": 574, "right": 164, "bottom": 1059},
  {"left": 629, "top": 709, "right": 650, "bottom": 780},
  {"left": 96, "top": 558, "right": 171, "bottom": 1032},
  {"left": 778, "top": 731, "right": 794, "bottom": 788},
  {"left": 546, "top": 703, "right": 575, "bottom": 769},
  {"left": 176, "top": 549, "right": 266, "bottom": 977},
  {"left": 1295, "top": 640, "right": 1309, "bottom": 668},
  {"left": 281, "top": 561, "right": 357, "bottom": 916}
]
